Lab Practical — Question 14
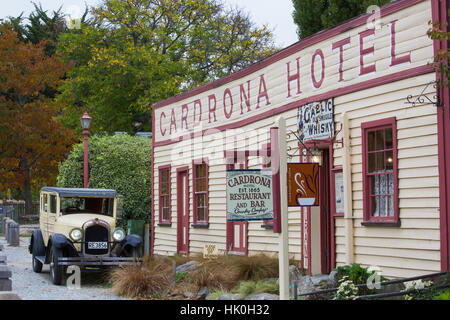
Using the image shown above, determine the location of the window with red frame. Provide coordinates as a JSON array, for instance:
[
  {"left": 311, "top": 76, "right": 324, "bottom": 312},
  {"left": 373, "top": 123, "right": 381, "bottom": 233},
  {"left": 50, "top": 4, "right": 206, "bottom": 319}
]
[
  {"left": 193, "top": 161, "right": 208, "bottom": 225},
  {"left": 362, "top": 117, "right": 399, "bottom": 225},
  {"left": 159, "top": 166, "right": 171, "bottom": 224}
]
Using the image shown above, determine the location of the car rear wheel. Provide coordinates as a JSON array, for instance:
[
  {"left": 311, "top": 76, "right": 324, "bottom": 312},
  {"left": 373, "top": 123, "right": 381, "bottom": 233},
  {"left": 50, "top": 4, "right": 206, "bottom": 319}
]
[
  {"left": 50, "top": 247, "right": 64, "bottom": 285},
  {"left": 32, "top": 251, "right": 43, "bottom": 273}
]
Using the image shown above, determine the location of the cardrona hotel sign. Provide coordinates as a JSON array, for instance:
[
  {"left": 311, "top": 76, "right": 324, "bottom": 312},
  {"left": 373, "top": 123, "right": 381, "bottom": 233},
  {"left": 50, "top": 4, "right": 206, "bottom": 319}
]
[{"left": 154, "top": 13, "right": 418, "bottom": 144}]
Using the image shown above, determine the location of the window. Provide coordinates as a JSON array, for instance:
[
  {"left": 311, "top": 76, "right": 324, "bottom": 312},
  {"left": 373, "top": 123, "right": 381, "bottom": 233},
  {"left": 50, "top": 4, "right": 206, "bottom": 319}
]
[
  {"left": 158, "top": 165, "right": 171, "bottom": 225},
  {"left": 361, "top": 117, "right": 399, "bottom": 226},
  {"left": 41, "top": 194, "right": 48, "bottom": 213},
  {"left": 193, "top": 159, "right": 209, "bottom": 226},
  {"left": 60, "top": 197, "right": 114, "bottom": 216},
  {"left": 49, "top": 195, "right": 57, "bottom": 214}
]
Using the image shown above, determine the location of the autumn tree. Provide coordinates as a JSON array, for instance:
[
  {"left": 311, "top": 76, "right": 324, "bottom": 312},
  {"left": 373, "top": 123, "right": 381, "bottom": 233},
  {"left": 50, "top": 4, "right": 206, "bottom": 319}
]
[
  {"left": 0, "top": 24, "right": 76, "bottom": 214},
  {"left": 57, "top": 0, "right": 277, "bottom": 134},
  {"left": 427, "top": 12, "right": 449, "bottom": 88},
  {"left": 292, "top": 0, "right": 390, "bottom": 39}
]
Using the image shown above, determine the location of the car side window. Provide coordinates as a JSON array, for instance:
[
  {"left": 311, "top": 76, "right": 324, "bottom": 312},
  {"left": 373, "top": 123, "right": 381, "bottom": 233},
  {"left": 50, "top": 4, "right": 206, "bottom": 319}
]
[
  {"left": 42, "top": 193, "right": 48, "bottom": 213},
  {"left": 49, "top": 195, "right": 57, "bottom": 215}
]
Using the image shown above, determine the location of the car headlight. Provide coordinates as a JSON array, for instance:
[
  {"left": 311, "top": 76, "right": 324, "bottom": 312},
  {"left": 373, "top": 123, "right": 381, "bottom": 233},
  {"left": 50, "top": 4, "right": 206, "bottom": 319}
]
[
  {"left": 112, "top": 228, "right": 126, "bottom": 241},
  {"left": 69, "top": 228, "right": 83, "bottom": 242}
]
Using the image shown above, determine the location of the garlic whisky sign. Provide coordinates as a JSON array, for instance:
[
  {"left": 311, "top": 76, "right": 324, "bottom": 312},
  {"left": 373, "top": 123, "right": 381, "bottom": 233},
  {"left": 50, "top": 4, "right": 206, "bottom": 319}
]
[
  {"left": 226, "top": 169, "right": 273, "bottom": 221},
  {"left": 287, "top": 163, "right": 320, "bottom": 207},
  {"left": 298, "top": 98, "right": 334, "bottom": 141}
]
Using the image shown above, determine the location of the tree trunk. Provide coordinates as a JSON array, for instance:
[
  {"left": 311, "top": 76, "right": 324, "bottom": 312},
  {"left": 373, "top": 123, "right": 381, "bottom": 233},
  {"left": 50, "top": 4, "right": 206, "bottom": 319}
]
[{"left": 23, "top": 166, "right": 33, "bottom": 216}]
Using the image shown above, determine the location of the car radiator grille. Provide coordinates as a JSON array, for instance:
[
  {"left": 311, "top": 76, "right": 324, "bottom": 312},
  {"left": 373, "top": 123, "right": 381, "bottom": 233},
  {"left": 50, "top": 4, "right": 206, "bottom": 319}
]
[{"left": 84, "top": 225, "right": 109, "bottom": 255}]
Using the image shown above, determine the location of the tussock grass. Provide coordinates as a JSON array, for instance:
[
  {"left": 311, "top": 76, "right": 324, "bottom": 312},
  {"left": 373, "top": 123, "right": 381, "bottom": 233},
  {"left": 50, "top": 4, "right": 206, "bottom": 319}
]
[
  {"left": 109, "top": 255, "right": 172, "bottom": 298},
  {"left": 109, "top": 253, "right": 287, "bottom": 299}
]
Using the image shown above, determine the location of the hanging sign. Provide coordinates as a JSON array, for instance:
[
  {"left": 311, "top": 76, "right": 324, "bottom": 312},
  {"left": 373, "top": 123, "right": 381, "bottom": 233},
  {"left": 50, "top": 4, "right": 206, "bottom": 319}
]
[
  {"left": 226, "top": 169, "right": 273, "bottom": 221},
  {"left": 287, "top": 163, "right": 320, "bottom": 207},
  {"left": 297, "top": 98, "right": 334, "bottom": 141}
]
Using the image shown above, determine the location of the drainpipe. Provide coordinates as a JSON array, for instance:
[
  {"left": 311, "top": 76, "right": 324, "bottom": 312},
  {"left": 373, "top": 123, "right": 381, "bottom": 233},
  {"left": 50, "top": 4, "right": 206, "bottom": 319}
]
[{"left": 342, "top": 112, "right": 354, "bottom": 264}]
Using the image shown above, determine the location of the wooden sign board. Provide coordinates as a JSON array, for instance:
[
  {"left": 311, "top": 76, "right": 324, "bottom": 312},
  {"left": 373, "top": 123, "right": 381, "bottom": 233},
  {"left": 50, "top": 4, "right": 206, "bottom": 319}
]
[
  {"left": 287, "top": 163, "right": 320, "bottom": 207},
  {"left": 226, "top": 169, "right": 273, "bottom": 221},
  {"left": 203, "top": 244, "right": 218, "bottom": 259}
]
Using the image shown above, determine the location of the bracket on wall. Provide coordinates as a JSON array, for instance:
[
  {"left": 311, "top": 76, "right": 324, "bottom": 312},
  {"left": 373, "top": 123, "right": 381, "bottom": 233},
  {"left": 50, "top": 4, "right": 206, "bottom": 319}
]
[
  {"left": 405, "top": 80, "right": 442, "bottom": 108},
  {"left": 286, "top": 124, "right": 343, "bottom": 159}
]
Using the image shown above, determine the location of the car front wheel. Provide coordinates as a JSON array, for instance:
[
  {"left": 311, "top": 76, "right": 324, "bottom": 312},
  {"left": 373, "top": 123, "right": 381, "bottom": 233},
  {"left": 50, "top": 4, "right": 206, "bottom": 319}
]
[
  {"left": 49, "top": 247, "right": 64, "bottom": 285},
  {"left": 31, "top": 240, "right": 43, "bottom": 273}
]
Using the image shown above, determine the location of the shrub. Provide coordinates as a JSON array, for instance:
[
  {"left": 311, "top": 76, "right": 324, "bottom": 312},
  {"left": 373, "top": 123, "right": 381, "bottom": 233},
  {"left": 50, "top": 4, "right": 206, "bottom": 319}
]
[
  {"left": 57, "top": 134, "right": 152, "bottom": 227},
  {"left": 433, "top": 289, "right": 450, "bottom": 300},
  {"left": 334, "top": 263, "right": 387, "bottom": 296}
]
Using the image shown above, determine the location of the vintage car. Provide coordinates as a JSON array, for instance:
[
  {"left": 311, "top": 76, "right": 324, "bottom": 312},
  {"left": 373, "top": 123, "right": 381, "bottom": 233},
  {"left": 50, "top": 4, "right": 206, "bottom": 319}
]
[{"left": 28, "top": 187, "right": 142, "bottom": 285}]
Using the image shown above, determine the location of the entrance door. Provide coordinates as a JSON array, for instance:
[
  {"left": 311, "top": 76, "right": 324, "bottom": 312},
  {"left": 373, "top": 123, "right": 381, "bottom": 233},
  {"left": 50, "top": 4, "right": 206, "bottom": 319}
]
[
  {"left": 177, "top": 168, "right": 189, "bottom": 254},
  {"left": 226, "top": 158, "right": 248, "bottom": 255},
  {"left": 320, "top": 149, "right": 332, "bottom": 274}
]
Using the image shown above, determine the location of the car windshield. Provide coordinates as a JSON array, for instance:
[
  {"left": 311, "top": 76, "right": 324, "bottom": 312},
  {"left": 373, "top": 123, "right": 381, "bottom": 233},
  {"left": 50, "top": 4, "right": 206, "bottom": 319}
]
[{"left": 60, "top": 197, "right": 114, "bottom": 217}]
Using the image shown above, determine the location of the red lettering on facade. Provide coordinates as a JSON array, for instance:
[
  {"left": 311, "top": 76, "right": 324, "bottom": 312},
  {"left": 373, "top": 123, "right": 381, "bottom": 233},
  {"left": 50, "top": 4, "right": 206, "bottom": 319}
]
[
  {"left": 170, "top": 108, "right": 177, "bottom": 134},
  {"left": 160, "top": 111, "right": 166, "bottom": 136},
  {"left": 208, "top": 94, "right": 217, "bottom": 123},
  {"left": 257, "top": 75, "right": 270, "bottom": 109},
  {"left": 286, "top": 57, "right": 302, "bottom": 97},
  {"left": 193, "top": 99, "right": 202, "bottom": 127},
  {"left": 240, "top": 81, "right": 251, "bottom": 114},
  {"left": 390, "top": 20, "right": 411, "bottom": 67},
  {"left": 181, "top": 104, "right": 189, "bottom": 130},
  {"left": 359, "top": 29, "right": 376, "bottom": 75},
  {"left": 332, "top": 37, "right": 351, "bottom": 82},
  {"left": 311, "top": 49, "right": 325, "bottom": 88},
  {"left": 223, "top": 88, "right": 233, "bottom": 119}
]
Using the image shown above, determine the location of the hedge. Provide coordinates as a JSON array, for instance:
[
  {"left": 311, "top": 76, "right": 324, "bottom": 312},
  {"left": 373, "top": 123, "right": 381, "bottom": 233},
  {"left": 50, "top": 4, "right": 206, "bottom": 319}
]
[{"left": 57, "top": 134, "right": 152, "bottom": 227}]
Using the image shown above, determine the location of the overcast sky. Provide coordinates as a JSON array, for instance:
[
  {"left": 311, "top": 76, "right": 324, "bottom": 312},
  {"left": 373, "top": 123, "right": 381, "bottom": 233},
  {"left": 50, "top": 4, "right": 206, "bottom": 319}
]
[{"left": 0, "top": 0, "right": 299, "bottom": 48}]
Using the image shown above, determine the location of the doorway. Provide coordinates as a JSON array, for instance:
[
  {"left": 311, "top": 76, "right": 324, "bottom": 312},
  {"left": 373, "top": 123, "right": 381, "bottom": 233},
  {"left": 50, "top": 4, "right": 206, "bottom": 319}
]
[
  {"left": 226, "top": 156, "right": 248, "bottom": 255},
  {"left": 320, "top": 148, "right": 332, "bottom": 274},
  {"left": 177, "top": 167, "right": 189, "bottom": 254}
]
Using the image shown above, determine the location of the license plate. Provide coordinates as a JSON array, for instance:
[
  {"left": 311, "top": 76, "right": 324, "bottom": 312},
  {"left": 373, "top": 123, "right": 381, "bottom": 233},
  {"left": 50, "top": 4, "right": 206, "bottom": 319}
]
[{"left": 88, "top": 242, "right": 108, "bottom": 249}]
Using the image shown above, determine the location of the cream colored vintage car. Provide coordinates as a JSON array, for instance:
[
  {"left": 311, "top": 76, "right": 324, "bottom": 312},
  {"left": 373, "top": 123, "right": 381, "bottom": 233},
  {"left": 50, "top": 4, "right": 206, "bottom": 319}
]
[{"left": 28, "top": 187, "right": 142, "bottom": 285}]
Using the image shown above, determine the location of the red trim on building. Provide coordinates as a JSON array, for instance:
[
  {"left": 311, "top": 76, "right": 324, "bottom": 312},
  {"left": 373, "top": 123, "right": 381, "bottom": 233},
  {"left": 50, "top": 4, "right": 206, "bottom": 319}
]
[
  {"left": 432, "top": 0, "right": 450, "bottom": 271},
  {"left": 176, "top": 166, "right": 190, "bottom": 254},
  {"left": 271, "top": 127, "right": 282, "bottom": 234},
  {"left": 361, "top": 117, "right": 399, "bottom": 226},
  {"left": 158, "top": 164, "right": 172, "bottom": 226},
  {"left": 151, "top": 108, "right": 155, "bottom": 255},
  {"left": 192, "top": 158, "right": 210, "bottom": 227}
]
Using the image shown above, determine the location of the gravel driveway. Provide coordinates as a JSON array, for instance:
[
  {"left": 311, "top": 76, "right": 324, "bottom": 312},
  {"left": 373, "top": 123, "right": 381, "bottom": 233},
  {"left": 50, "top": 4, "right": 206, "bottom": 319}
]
[{"left": 1, "top": 235, "right": 128, "bottom": 300}]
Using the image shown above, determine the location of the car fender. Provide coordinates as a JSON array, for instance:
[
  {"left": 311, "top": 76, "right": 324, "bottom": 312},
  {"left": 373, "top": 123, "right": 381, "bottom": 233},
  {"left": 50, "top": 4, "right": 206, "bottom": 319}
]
[
  {"left": 50, "top": 233, "right": 79, "bottom": 257},
  {"left": 29, "top": 229, "right": 45, "bottom": 256},
  {"left": 117, "top": 234, "right": 142, "bottom": 256}
]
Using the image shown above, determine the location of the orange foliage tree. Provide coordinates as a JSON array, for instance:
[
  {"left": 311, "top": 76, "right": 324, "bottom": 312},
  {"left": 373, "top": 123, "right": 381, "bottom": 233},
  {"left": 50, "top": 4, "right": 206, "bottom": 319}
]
[{"left": 0, "top": 24, "right": 76, "bottom": 214}]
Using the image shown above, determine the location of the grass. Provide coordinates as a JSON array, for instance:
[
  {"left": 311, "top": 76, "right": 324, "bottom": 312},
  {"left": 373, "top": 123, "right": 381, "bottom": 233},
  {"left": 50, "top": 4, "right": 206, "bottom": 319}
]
[
  {"left": 109, "top": 255, "right": 172, "bottom": 299},
  {"left": 109, "top": 253, "right": 287, "bottom": 299}
]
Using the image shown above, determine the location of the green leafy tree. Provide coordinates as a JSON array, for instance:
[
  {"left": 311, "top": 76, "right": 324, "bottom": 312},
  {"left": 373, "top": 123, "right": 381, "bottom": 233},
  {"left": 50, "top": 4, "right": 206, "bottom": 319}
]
[
  {"left": 292, "top": 0, "right": 390, "bottom": 40},
  {"left": 2, "top": 2, "right": 87, "bottom": 56},
  {"left": 56, "top": 0, "right": 277, "bottom": 134},
  {"left": 57, "top": 135, "right": 152, "bottom": 226}
]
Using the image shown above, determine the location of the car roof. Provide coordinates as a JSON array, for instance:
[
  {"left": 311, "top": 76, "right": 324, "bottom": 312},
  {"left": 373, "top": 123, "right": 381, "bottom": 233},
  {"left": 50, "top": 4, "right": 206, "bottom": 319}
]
[{"left": 40, "top": 187, "right": 117, "bottom": 198}]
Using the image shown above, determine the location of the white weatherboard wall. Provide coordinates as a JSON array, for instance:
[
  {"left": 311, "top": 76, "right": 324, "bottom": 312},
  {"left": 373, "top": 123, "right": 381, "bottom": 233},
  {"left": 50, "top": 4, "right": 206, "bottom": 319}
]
[{"left": 152, "top": 0, "right": 439, "bottom": 278}]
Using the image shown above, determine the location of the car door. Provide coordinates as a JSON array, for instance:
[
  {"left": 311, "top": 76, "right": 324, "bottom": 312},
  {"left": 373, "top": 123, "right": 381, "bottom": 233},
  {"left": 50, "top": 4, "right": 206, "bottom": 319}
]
[
  {"left": 40, "top": 192, "right": 49, "bottom": 244},
  {"left": 47, "top": 193, "right": 58, "bottom": 239}
]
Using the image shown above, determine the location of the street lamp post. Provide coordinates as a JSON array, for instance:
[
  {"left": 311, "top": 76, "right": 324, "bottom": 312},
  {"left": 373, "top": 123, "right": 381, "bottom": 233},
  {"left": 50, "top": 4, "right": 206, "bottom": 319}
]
[{"left": 80, "top": 112, "right": 92, "bottom": 188}]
